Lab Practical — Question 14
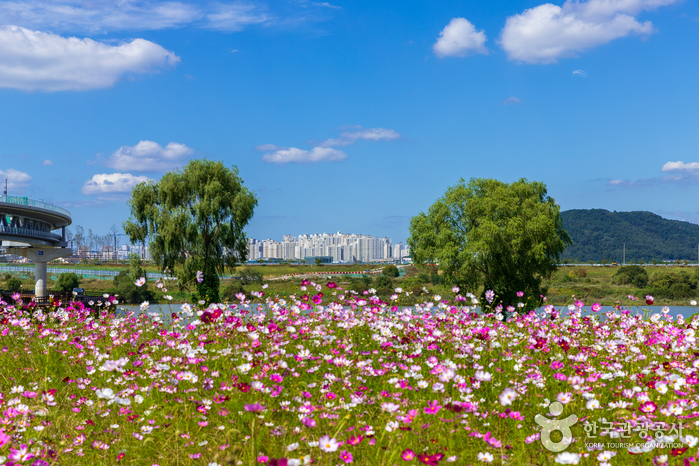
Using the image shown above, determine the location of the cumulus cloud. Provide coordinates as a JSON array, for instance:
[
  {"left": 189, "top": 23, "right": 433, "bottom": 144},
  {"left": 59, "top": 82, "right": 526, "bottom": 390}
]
[
  {"left": 500, "top": 0, "right": 676, "bottom": 64},
  {"left": 0, "top": 168, "right": 33, "bottom": 191},
  {"left": 502, "top": 96, "right": 522, "bottom": 105},
  {"left": 103, "top": 140, "right": 194, "bottom": 172},
  {"left": 661, "top": 161, "right": 699, "bottom": 172},
  {"left": 433, "top": 17, "right": 488, "bottom": 58},
  {"left": 317, "top": 126, "right": 402, "bottom": 148},
  {"left": 42, "top": 159, "right": 53, "bottom": 166},
  {"left": 81, "top": 173, "right": 152, "bottom": 195},
  {"left": 262, "top": 147, "right": 347, "bottom": 164},
  {"left": 0, "top": 26, "right": 179, "bottom": 91}
]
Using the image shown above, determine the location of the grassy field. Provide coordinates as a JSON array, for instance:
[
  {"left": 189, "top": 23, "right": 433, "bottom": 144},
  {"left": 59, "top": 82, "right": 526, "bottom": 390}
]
[{"left": 3, "top": 263, "right": 698, "bottom": 306}]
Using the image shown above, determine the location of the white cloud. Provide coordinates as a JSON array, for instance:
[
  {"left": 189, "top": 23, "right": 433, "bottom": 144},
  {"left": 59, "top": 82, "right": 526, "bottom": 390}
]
[
  {"left": 502, "top": 96, "right": 522, "bottom": 105},
  {"left": 0, "top": 26, "right": 179, "bottom": 91},
  {"left": 661, "top": 161, "right": 699, "bottom": 172},
  {"left": 318, "top": 126, "right": 401, "bottom": 148},
  {"left": 205, "top": 3, "right": 270, "bottom": 31},
  {"left": 499, "top": 0, "right": 676, "bottom": 64},
  {"left": 103, "top": 140, "right": 194, "bottom": 172},
  {"left": 262, "top": 147, "right": 347, "bottom": 164},
  {"left": 42, "top": 159, "right": 53, "bottom": 166},
  {"left": 608, "top": 178, "right": 653, "bottom": 188},
  {"left": 312, "top": 2, "right": 342, "bottom": 9},
  {"left": 433, "top": 17, "right": 488, "bottom": 58},
  {"left": 0, "top": 0, "right": 200, "bottom": 33},
  {"left": 0, "top": 168, "right": 33, "bottom": 191},
  {"left": 572, "top": 69, "right": 588, "bottom": 76},
  {"left": 81, "top": 173, "right": 152, "bottom": 195},
  {"left": 255, "top": 143, "right": 284, "bottom": 151}
]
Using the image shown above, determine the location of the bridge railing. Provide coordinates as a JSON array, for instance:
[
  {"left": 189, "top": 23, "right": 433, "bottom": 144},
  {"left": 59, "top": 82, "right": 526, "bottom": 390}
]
[
  {"left": 0, "top": 225, "right": 63, "bottom": 242},
  {"left": 0, "top": 195, "right": 71, "bottom": 218}
]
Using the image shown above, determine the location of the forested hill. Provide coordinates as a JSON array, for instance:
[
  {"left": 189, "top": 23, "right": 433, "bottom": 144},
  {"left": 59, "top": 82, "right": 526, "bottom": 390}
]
[{"left": 560, "top": 209, "right": 699, "bottom": 263}]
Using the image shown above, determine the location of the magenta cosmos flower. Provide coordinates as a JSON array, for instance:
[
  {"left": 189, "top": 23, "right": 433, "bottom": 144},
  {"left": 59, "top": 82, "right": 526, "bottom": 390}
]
[
  {"left": 591, "top": 303, "right": 602, "bottom": 312},
  {"left": 339, "top": 450, "right": 353, "bottom": 463},
  {"left": 401, "top": 449, "right": 416, "bottom": 461},
  {"left": 244, "top": 403, "right": 265, "bottom": 412}
]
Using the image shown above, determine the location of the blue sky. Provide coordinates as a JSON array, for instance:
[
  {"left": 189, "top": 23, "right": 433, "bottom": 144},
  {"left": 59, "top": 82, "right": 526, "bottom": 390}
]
[{"left": 1, "top": 0, "right": 698, "bottom": 244}]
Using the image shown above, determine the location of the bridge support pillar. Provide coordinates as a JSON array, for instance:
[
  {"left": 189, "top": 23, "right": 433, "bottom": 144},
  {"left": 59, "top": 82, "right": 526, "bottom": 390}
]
[{"left": 6, "top": 247, "right": 72, "bottom": 298}]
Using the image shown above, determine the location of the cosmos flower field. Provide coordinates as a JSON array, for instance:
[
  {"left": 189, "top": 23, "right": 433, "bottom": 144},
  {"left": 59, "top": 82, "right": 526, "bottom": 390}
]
[{"left": 1, "top": 281, "right": 699, "bottom": 466}]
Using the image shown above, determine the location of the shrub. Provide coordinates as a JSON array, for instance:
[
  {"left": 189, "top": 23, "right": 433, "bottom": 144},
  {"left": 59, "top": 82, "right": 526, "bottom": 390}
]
[
  {"left": 612, "top": 265, "right": 648, "bottom": 288},
  {"left": 112, "top": 271, "right": 152, "bottom": 304},
  {"left": 576, "top": 268, "right": 587, "bottom": 278},
  {"left": 670, "top": 283, "right": 692, "bottom": 299},
  {"left": 221, "top": 280, "right": 245, "bottom": 301},
  {"left": 375, "top": 275, "right": 393, "bottom": 290},
  {"left": 5, "top": 276, "right": 22, "bottom": 291},
  {"left": 382, "top": 265, "right": 400, "bottom": 278},
  {"left": 238, "top": 268, "right": 263, "bottom": 285},
  {"left": 55, "top": 273, "right": 80, "bottom": 292}
]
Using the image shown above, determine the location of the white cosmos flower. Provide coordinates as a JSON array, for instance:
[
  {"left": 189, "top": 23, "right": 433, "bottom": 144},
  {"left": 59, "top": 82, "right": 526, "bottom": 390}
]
[
  {"left": 318, "top": 435, "right": 339, "bottom": 452},
  {"left": 477, "top": 452, "right": 494, "bottom": 462},
  {"left": 555, "top": 452, "right": 581, "bottom": 464},
  {"left": 474, "top": 370, "right": 492, "bottom": 382}
]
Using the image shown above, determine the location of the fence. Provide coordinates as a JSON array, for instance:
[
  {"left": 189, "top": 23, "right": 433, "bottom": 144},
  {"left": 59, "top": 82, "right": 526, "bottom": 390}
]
[{"left": 0, "top": 265, "right": 176, "bottom": 280}]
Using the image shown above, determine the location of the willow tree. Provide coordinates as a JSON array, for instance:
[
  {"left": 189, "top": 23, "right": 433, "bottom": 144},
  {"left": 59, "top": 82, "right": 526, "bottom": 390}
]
[
  {"left": 123, "top": 159, "right": 258, "bottom": 302},
  {"left": 408, "top": 178, "right": 571, "bottom": 309}
]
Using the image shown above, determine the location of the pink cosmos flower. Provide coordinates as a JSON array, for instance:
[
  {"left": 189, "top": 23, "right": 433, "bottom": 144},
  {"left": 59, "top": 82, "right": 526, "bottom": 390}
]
[
  {"left": 347, "top": 435, "right": 363, "bottom": 445},
  {"left": 417, "top": 453, "right": 444, "bottom": 465},
  {"left": 516, "top": 291, "right": 524, "bottom": 297},
  {"left": 196, "top": 271, "right": 204, "bottom": 283},
  {"left": 302, "top": 417, "right": 316, "bottom": 428},
  {"left": 9, "top": 444, "right": 36, "bottom": 462},
  {"left": 639, "top": 401, "right": 657, "bottom": 413},
  {"left": 258, "top": 455, "right": 269, "bottom": 463},
  {"left": 134, "top": 277, "right": 146, "bottom": 287},
  {"left": 401, "top": 449, "right": 416, "bottom": 461},
  {"left": 424, "top": 400, "right": 442, "bottom": 415},
  {"left": 591, "top": 303, "right": 602, "bottom": 312},
  {"left": 244, "top": 403, "right": 265, "bottom": 412},
  {"left": 339, "top": 450, "right": 353, "bottom": 463},
  {"left": 0, "top": 429, "right": 10, "bottom": 447}
]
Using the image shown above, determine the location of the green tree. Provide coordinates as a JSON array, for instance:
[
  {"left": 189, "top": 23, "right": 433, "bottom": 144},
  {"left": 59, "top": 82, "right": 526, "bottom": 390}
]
[
  {"left": 408, "top": 178, "right": 571, "bottom": 309},
  {"left": 55, "top": 273, "right": 80, "bottom": 292},
  {"left": 123, "top": 159, "right": 257, "bottom": 304}
]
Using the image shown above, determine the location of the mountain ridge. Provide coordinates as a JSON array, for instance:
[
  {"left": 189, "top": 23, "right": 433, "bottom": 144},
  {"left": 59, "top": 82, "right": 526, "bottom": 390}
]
[{"left": 560, "top": 209, "right": 699, "bottom": 263}]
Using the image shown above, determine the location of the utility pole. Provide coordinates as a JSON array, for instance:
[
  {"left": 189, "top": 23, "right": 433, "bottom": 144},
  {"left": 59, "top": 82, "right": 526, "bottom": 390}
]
[
  {"left": 3, "top": 178, "right": 7, "bottom": 196},
  {"left": 623, "top": 243, "right": 625, "bottom": 266}
]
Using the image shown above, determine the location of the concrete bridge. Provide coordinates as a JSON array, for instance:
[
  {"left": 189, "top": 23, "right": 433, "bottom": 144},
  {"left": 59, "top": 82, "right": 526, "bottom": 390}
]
[{"left": 1, "top": 195, "right": 72, "bottom": 299}]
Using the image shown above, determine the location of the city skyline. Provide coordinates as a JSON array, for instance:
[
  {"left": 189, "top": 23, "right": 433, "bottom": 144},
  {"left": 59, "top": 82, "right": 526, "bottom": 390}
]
[{"left": 248, "top": 231, "right": 409, "bottom": 263}]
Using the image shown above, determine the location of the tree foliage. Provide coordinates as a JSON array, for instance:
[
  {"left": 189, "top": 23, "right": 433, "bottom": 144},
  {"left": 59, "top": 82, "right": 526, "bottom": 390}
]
[
  {"left": 123, "top": 159, "right": 257, "bottom": 303},
  {"left": 55, "top": 273, "right": 80, "bottom": 292},
  {"left": 408, "top": 178, "right": 570, "bottom": 308}
]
